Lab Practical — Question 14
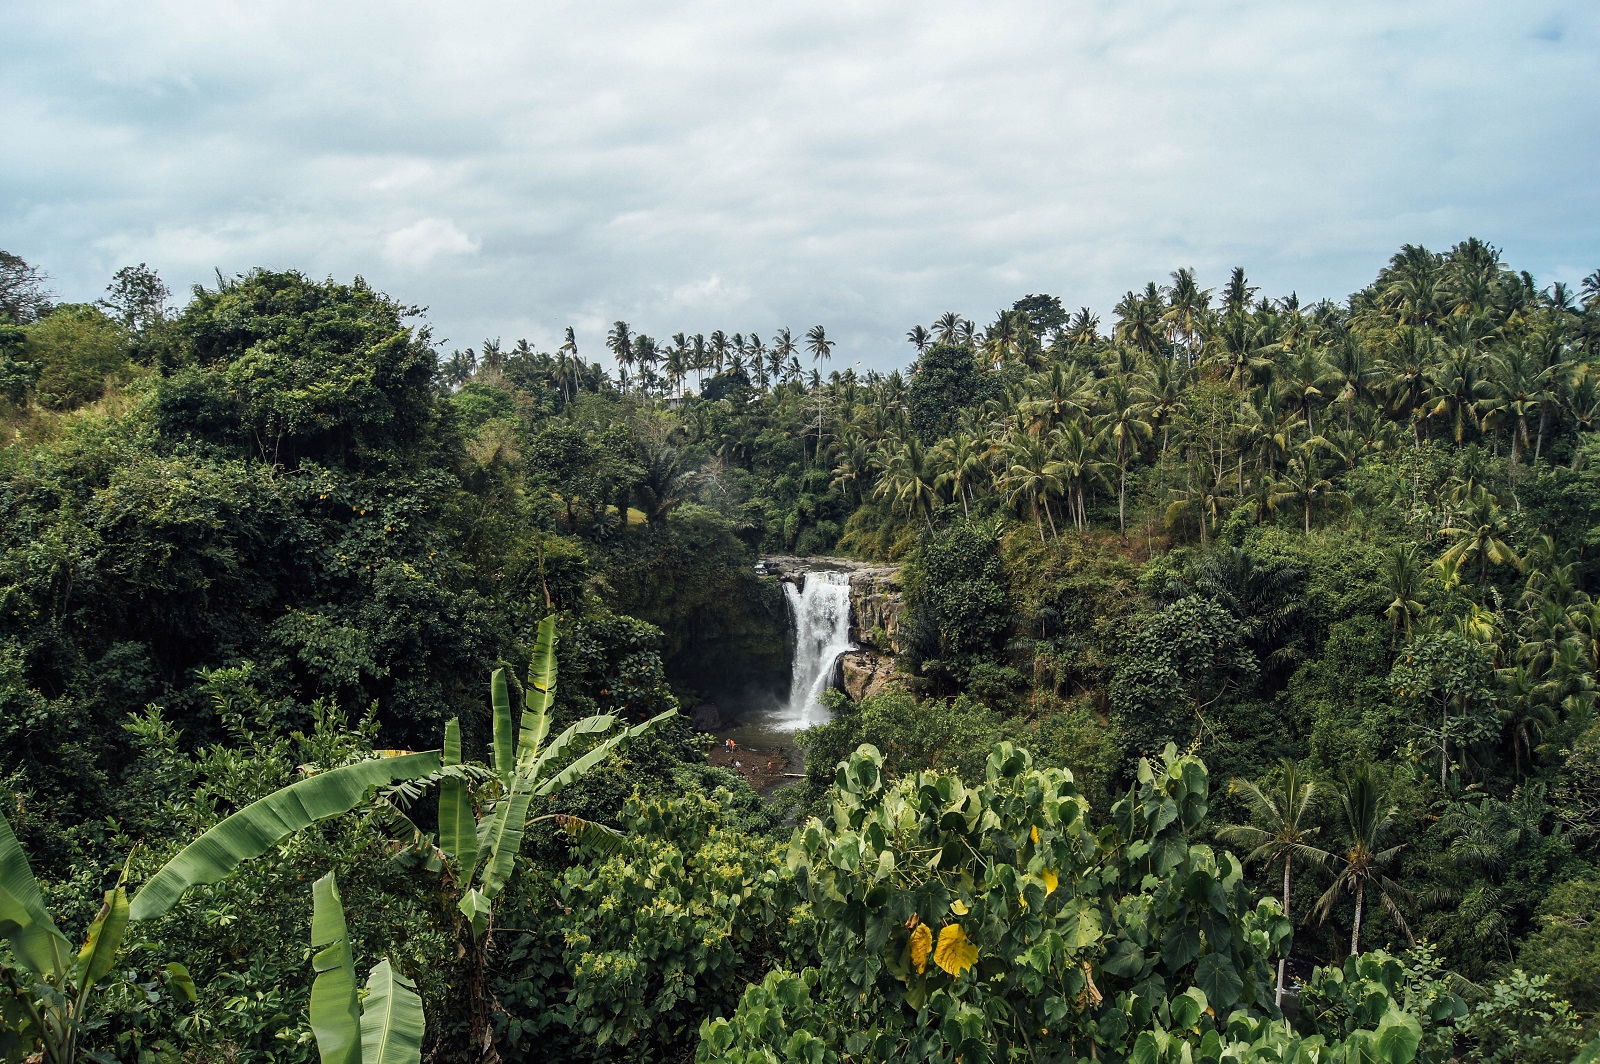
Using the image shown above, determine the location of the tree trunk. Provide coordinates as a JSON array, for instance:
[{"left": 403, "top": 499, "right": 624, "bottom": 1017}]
[
  {"left": 1118, "top": 466, "right": 1127, "bottom": 533},
  {"left": 1278, "top": 857, "right": 1292, "bottom": 1008},
  {"left": 1350, "top": 880, "right": 1365, "bottom": 956}
]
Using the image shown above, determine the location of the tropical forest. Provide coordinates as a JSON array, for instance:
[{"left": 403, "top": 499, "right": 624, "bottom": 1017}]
[{"left": 2, "top": 240, "right": 1599, "bottom": 1064}]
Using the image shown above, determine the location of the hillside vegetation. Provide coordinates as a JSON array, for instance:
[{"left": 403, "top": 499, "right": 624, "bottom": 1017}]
[{"left": 1, "top": 244, "right": 1598, "bottom": 1062}]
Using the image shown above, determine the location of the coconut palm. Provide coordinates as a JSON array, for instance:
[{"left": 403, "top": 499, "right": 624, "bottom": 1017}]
[
  {"left": 1438, "top": 491, "right": 1521, "bottom": 586},
  {"left": 873, "top": 436, "right": 939, "bottom": 528},
  {"left": 1000, "top": 431, "right": 1063, "bottom": 539},
  {"left": 933, "top": 311, "right": 963, "bottom": 345},
  {"left": 607, "top": 321, "right": 633, "bottom": 391},
  {"left": 1381, "top": 543, "right": 1428, "bottom": 640},
  {"left": 932, "top": 431, "right": 988, "bottom": 516},
  {"left": 1097, "top": 379, "right": 1154, "bottom": 532},
  {"left": 1315, "top": 765, "right": 1412, "bottom": 956},
  {"left": 1218, "top": 760, "right": 1331, "bottom": 1007},
  {"left": 1269, "top": 449, "right": 1347, "bottom": 534},
  {"left": 907, "top": 324, "right": 932, "bottom": 354},
  {"left": 1052, "top": 420, "right": 1110, "bottom": 532}
]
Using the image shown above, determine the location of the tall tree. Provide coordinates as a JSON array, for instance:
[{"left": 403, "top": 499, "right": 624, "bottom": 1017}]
[
  {"left": 1315, "top": 765, "right": 1411, "bottom": 956},
  {"left": 1218, "top": 760, "right": 1330, "bottom": 1007}
]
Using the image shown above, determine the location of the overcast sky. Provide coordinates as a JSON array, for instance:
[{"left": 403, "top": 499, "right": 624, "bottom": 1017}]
[{"left": 4, "top": 1, "right": 1597, "bottom": 370}]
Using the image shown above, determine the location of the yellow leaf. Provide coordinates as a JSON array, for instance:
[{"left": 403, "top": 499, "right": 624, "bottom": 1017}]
[
  {"left": 1030, "top": 825, "right": 1040, "bottom": 844},
  {"left": 1042, "top": 869, "right": 1058, "bottom": 895},
  {"left": 950, "top": 899, "right": 969, "bottom": 915},
  {"left": 910, "top": 922, "right": 933, "bottom": 974},
  {"left": 934, "top": 923, "right": 978, "bottom": 977}
]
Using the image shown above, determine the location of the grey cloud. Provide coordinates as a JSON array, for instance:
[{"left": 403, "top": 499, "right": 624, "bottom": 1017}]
[{"left": 3, "top": 0, "right": 1597, "bottom": 368}]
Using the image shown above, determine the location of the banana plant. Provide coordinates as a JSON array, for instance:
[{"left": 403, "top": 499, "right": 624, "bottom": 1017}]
[
  {"left": 419, "top": 615, "right": 675, "bottom": 940},
  {"left": 1, "top": 810, "right": 193, "bottom": 1064},
  {"left": 130, "top": 749, "right": 443, "bottom": 922},
  {"left": 307, "top": 872, "right": 424, "bottom": 1064},
  {"left": 3, "top": 747, "right": 440, "bottom": 1062},
  {"left": 374, "top": 616, "right": 674, "bottom": 1063}
]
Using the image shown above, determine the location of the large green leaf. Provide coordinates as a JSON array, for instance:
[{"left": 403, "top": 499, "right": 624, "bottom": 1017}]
[
  {"left": 525, "top": 714, "right": 616, "bottom": 787},
  {"left": 1574, "top": 1034, "right": 1600, "bottom": 1064},
  {"left": 438, "top": 720, "right": 477, "bottom": 874},
  {"left": 442, "top": 717, "right": 462, "bottom": 768},
  {"left": 491, "top": 668, "right": 514, "bottom": 778},
  {"left": 309, "top": 872, "right": 361, "bottom": 1064},
  {"left": 1373, "top": 1006, "right": 1422, "bottom": 1064},
  {"left": 476, "top": 780, "right": 534, "bottom": 906},
  {"left": 0, "top": 809, "right": 70, "bottom": 977},
  {"left": 131, "top": 751, "right": 442, "bottom": 921},
  {"left": 359, "top": 959, "right": 425, "bottom": 1064},
  {"left": 516, "top": 616, "right": 558, "bottom": 772},
  {"left": 533, "top": 711, "right": 677, "bottom": 797},
  {"left": 1193, "top": 953, "right": 1244, "bottom": 1010},
  {"left": 73, "top": 883, "right": 130, "bottom": 995}
]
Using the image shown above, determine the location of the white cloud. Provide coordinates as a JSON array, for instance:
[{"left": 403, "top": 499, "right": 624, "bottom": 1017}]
[
  {"left": 382, "top": 219, "right": 480, "bottom": 271},
  {"left": 1, "top": 0, "right": 1597, "bottom": 369}
]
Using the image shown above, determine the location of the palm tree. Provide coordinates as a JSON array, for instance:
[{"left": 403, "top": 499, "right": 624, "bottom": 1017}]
[
  {"left": 1218, "top": 760, "right": 1331, "bottom": 1007},
  {"left": 557, "top": 327, "right": 581, "bottom": 404},
  {"left": 873, "top": 437, "right": 940, "bottom": 529},
  {"left": 805, "top": 324, "right": 835, "bottom": 370},
  {"left": 1315, "top": 765, "right": 1411, "bottom": 956},
  {"left": 932, "top": 431, "right": 987, "bottom": 516},
  {"left": 1052, "top": 420, "right": 1110, "bottom": 532},
  {"left": 1438, "top": 491, "right": 1521, "bottom": 585},
  {"left": 606, "top": 321, "right": 633, "bottom": 392},
  {"left": 907, "top": 324, "right": 932, "bottom": 354},
  {"left": 1114, "top": 283, "right": 1166, "bottom": 356},
  {"left": 1097, "top": 380, "right": 1153, "bottom": 533},
  {"left": 1269, "top": 449, "right": 1347, "bottom": 534},
  {"left": 1163, "top": 267, "right": 1211, "bottom": 363},
  {"left": 1495, "top": 665, "right": 1557, "bottom": 780},
  {"left": 1000, "top": 431, "right": 1063, "bottom": 539},
  {"left": 1381, "top": 543, "right": 1428, "bottom": 640},
  {"left": 1425, "top": 346, "right": 1492, "bottom": 444},
  {"left": 933, "top": 311, "right": 963, "bottom": 345},
  {"left": 770, "top": 328, "right": 795, "bottom": 384}
]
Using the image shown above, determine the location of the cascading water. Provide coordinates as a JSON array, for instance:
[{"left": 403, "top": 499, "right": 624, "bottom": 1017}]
[{"left": 779, "top": 569, "right": 856, "bottom": 728}]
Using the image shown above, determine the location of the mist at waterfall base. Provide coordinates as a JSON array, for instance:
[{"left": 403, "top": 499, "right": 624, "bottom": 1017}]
[{"left": 706, "top": 566, "right": 856, "bottom": 752}]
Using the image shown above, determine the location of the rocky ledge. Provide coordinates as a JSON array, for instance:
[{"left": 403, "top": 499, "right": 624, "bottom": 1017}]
[{"left": 756, "top": 555, "right": 903, "bottom": 654}]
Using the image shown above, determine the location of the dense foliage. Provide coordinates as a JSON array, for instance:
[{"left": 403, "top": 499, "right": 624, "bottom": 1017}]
[{"left": 3, "top": 242, "right": 1599, "bottom": 1061}]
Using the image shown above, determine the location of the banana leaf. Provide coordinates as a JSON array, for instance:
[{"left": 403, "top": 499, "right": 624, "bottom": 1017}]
[
  {"left": 73, "top": 882, "right": 130, "bottom": 998},
  {"left": 131, "top": 750, "right": 442, "bottom": 921},
  {"left": 534, "top": 711, "right": 677, "bottom": 797},
  {"left": 516, "top": 616, "right": 558, "bottom": 772},
  {"left": 524, "top": 714, "right": 617, "bottom": 787},
  {"left": 309, "top": 872, "right": 361, "bottom": 1064},
  {"left": 438, "top": 720, "right": 477, "bottom": 872},
  {"left": 491, "top": 668, "right": 514, "bottom": 779},
  {"left": 475, "top": 779, "right": 534, "bottom": 906},
  {"left": 0, "top": 809, "right": 70, "bottom": 977},
  {"left": 359, "top": 959, "right": 425, "bottom": 1064}
]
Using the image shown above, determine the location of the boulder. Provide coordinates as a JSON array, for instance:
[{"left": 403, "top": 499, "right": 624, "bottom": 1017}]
[
  {"left": 839, "top": 651, "right": 895, "bottom": 702},
  {"left": 691, "top": 701, "right": 723, "bottom": 731}
]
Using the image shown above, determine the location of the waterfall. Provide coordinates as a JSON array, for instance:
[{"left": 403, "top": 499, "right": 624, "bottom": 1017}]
[{"left": 780, "top": 569, "right": 855, "bottom": 728}]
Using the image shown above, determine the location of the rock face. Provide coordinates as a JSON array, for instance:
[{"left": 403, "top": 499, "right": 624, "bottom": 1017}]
[
  {"left": 847, "top": 566, "right": 902, "bottom": 653},
  {"left": 758, "top": 555, "right": 908, "bottom": 703},
  {"left": 839, "top": 651, "right": 895, "bottom": 702},
  {"left": 691, "top": 701, "right": 723, "bottom": 731}
]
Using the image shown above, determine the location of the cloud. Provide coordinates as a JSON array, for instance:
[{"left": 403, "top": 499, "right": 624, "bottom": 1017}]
[
  {"left": 2, "top": 0, "right": 1597, "bottom": 369},
  {"left": 383, "top": 219, "right": 480, "bottom": 271}
]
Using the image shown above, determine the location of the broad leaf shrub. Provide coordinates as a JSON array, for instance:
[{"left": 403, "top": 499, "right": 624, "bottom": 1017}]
[
  {"left": 697, "top": 742, "right": 1436, "bottom": 1063},
  {"left": 492, "top": 789, "right": 791, "bottom": 1061}
]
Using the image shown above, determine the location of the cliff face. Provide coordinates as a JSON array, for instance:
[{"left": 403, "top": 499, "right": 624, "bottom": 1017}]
[
  {"left": 758, "top": 556, "right": 908, "bottom": 703},
  {"left": 846, "top": 565, "right": 902, "bottom": 653}
]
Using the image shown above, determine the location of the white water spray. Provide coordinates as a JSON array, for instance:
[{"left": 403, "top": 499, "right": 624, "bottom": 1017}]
[{"left": 780, "top": 569, "right": 856, "bottom": 728}]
